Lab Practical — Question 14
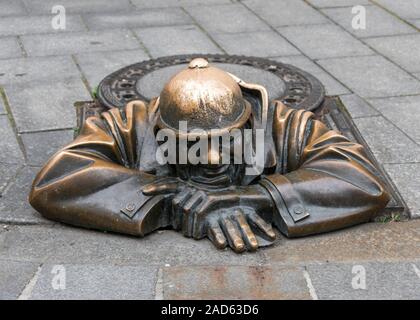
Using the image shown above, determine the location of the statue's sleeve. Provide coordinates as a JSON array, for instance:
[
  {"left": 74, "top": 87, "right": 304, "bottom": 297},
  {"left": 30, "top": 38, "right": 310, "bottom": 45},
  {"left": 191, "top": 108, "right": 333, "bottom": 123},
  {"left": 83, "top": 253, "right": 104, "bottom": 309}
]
[
  {"left": 29, "top": 101, "right": 168, "bottom": 237},
  {"left": 259, "top": 102, "right": 390, "bottom": 237}
]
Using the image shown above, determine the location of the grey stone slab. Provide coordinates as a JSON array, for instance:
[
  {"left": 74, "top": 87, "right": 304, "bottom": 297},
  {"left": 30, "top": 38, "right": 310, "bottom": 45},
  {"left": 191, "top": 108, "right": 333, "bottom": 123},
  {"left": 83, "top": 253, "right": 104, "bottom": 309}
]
[
  {"left": 23, "top": 0, "right": 134, "bottom": 14},
  {"left": 322, "top": 6, "right": 416, "bottom": 38},
  {"left": 0, "top": 15, "right": 86, "bottom": 37},
  {"left": 339, "top": 94, "right": 379, "bottom": 118},
  {"left": 365, "top": 34, "right": 420, "bottom": 73},
  {"left": 243, "top": 0, "right": 328, "bottom": 27},
  {"left": 374, "top": 0, "right": 420, "bottom": 20},
  {"left": 0, "top": 163, "right": 20, "bottom": 194},
  {"left": 75, "top": 49, "right": 149, "bottom": 88},
  {"left": 0, "top": 225, "right": 265, "bottom": 266},
  {"left": 163, "top": 265, "right": 310, "bottom": 299},
  {"left": 278, "top": 24, "right": 373, "bottom": 59},
  {"left": 131, "top": 0, "right": 230, "bottom": 8},
  {"left": 307, "top": 262, "right": 420, "bottom": 300},
  {"left": 83, "top": 8, "right": 191, "bottom": 30},
  {"left": 21, "top": 29, "right": 141, "bottom": 57},
  {"left": 0, "top": 56, "right": 81, "bottom": 86},
  {"left": 5, "top": 78, "right": 90, "bottom": 132},
  {"left": 274, "top": 55, "right": 350, "bottom": 95},
  {"left": 0, "top": 259, "right": 39, "bottom": 300},
  {"left": 0, "top": 116, "right": 24, "bottom": 164},
  {"left": 30, "top": 264, "right": 157, "bottom": 300},
  {"left": 0, "top": 0, "right": 26, "bottom": 16},
  {"left": 308, "top": 0, "right": 369, "bottom": 8},
  {"left": 385, "top": 163, "right": 420, "bottom": 219},
  {"left": 0, "top": 166, "right": 49, "bottom": 224},
  {"left": 21, "top": 130, "right": 74, "bottom": 166},
  {"left": 135, "top": 25, "right": 222, "bottom": 58},
  {"left": 412, "top": 19, "right": 420, "bottom": 28},
  {"left": 0, "top": 96, "right": 5, "bottom": 114},
  {"left": 185, "top": 3, "right": 270, "bottom": 35},
  {"left": 317, "top": 55, "right": 420, "bottom": 98},
  {"left": 213, "top": 31, "right": 299, "bottom": 57},
  {"left": 368, "top": 95, "right": 420, "bottom": 144},
  {"left": 0, "top": 37, "right": 23, "bottom": 60},
  {"left": 353, "top": 115, "right": 420, "bottom": 163}
]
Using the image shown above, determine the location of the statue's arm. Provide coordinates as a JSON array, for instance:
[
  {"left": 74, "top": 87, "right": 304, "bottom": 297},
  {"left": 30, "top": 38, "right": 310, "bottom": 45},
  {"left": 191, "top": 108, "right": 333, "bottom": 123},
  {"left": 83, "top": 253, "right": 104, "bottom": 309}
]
[
  {"left": 259, "top": 102, "right": 390, "bottom": 237},
  {"left": 29, "top": 101, "right": 168, "bottom": 236}
]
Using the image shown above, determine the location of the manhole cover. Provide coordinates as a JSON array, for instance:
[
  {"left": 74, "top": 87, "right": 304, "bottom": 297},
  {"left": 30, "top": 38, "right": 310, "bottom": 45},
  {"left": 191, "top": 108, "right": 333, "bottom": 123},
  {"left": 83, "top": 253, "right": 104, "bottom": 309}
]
[{"left": 97, "top": 54, "right": 325, "bottom": 111}]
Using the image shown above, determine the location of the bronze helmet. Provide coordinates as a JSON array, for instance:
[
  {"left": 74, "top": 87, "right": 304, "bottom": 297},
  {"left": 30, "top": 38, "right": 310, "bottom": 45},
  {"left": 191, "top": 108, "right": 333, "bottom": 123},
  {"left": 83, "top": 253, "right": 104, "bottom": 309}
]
[{"left": 157, "top": 58, "right": 251, "bottom": 136}]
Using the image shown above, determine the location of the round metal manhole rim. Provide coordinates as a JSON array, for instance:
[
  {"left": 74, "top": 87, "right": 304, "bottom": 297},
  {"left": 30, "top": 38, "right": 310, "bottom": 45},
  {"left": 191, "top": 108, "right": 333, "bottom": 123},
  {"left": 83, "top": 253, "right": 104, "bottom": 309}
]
[{"left": 97, "top": 54, "right": 325, "bottom": 111}]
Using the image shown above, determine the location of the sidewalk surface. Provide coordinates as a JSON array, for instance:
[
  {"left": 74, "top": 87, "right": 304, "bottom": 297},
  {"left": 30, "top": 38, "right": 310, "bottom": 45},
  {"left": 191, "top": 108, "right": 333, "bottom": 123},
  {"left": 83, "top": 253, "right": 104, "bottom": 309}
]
[{"left": 0, "top": 0, "right": 419, "bottom": 299}]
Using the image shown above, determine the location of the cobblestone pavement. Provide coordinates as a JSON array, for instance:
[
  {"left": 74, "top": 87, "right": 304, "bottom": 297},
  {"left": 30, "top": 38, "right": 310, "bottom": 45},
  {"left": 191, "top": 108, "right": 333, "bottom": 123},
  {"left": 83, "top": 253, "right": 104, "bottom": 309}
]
[{"left": 0, "top": 0, "right": 419, "bottom": 299}]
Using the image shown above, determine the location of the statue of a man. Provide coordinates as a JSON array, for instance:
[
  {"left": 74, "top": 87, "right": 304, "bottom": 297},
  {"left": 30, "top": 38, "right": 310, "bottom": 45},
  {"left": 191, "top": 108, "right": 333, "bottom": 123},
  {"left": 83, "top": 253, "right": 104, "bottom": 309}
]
[{"left": 29, "top": 58, "right": 390, "bottom": 253}]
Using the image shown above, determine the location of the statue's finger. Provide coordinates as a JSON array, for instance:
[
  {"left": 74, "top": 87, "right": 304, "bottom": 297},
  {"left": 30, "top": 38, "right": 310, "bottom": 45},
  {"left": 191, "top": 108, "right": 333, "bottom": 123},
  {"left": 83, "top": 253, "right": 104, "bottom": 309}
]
[
  {"left": 221, "top": 217, "right": 245, "bottom": 253},
  {"left": 207, "top": 222, "right": 227, "bottom": 249},
  {"left": 248, "top": 212, "right": 276, "bottom": 241},
  {"left": 171, "top": 189, "right": 192, "bottom": 230},
  {"left": 233, "top": 210, "right": 258, "bottom": 251},
  {"left": 142, "top": 182, "right": 179, "bottom": 195},
  {"left": 182, "top": 191, "right": 203, "bottom": 237}
]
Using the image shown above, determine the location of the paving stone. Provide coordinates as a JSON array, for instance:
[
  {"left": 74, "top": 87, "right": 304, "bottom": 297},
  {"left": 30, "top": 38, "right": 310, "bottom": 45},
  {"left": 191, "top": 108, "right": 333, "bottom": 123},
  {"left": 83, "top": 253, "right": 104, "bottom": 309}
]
[
  {"left": 373, "top": 0, "right": 420, "bottom": 20},
  {"left": 0, "top": 96, "right": 5, "bottom": 114},
  {"left": 213, "top": 31, "right": 299, "bottom": 57},
  {"left": 0, "top": 225, "right": 265, "bottom": 266},
  {"left": 5, "top": 78, "right": 90, "bottom": 132},
  {"left": 339, "top": 94, "right": 379, "bottom": 118},
  {"left": 307, "top": 262, "right": 420, "bottom": 300},
  {"left": 412, "top": 19, "right": 420, "bottom": 28},
  {"left": 21, "top": 29, "right": 140, "bottom": 56},
  {"left": 278, "top": 24, "right": 373, "bottom": 59},
  {"left": 0, "top": 37, "right": 23, "bottom": 60},
  {"left": 185, "top": 4, "right": 270, "bottom": 35},
  {"left": 83, "top": 8, "right": 191, "bottom": 30},
  {"left": 0, "top": 15, "right": 86, "bottom": 37},
  {"left": 365, "top": 35, "right": 420, "bottom": 73},
  {"left": 274, "top": 55, "right": 350, "bottom": 95},
  {"left": 75, "top": 49, "right": 149, "bottom": 88},
  {"left": 135, "top": 25, "right": 222, "bottom": 58},
  {"left": 308, "top": 0, "right": 370, "bottom": 8},
  {"left": 23, "top": 0, "right": 134, "bottom": 14},
  {"left": 21, "top": 130, "right": 74, "bottom": 166},
  {"left": 264, "top": 220, "right": 420, "bottom": 264},
  {"left": 0, "top": 116, "right": 24, "bottom": 164},
  {"left": 317, "top": 55, "right": 420, "bottom": 98},
  {"left": 0, "top": 259, "right": 39, "bottom": 300},
  {"left": 243, "top": 0, "right": 328, "bottom": 27},
  {"left": 322, "top": 6, "right": 416, "bottom": 38},
  {"left": 21, "top": 29, "right": 141, "bottom": 57},
  {"left": 0, "top": 163, "right": 20, "bottom": 194},
  {"left": 131, "top": 0, "right": 230, "bottom": 8},
  {"left": 0, "top": 166, "right": 49, "bottom": 224},
  {"left": 353, "top": 116, "right": 420, "bottom": 163},
  {"left": 162, "top": 265, "right": 310, "bottom": 299},
  {"left": 385, "top": 163, "right": 420, "bottom": 219},
  {"left": 0, "top": 56, "right": 81, "bottom": 86},
  {"left": 368, "top": 95, "right": 420, "bottom": 144},
  {"left": 30, "top": 264, "right": 157, "bottom": 299},
  {"left": 0, "top": 0, "right": 26, "bottom": 16}
]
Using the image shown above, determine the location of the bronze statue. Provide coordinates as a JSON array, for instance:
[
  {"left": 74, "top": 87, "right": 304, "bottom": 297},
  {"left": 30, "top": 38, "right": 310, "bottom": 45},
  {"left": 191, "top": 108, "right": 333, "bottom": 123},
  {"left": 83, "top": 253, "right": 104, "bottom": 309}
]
[{"left": 29, "top": 58, "right": 390, "bottom": 253}]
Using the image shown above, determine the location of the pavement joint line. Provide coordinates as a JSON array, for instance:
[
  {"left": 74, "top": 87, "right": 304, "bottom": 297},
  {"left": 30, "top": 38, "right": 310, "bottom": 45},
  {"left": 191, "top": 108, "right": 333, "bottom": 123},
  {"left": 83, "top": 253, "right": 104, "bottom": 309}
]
[
  {"left": 19, "top": 0, "right": 30, "bottom": 15},
  {"left": 0, "top": 87, "right": 28, "bottom": 164},
  {"left": 369, "top": 0, "right": 420, "bottom": 33},
  {"left": 19, "top": 127, "right": 75, "bottom": 135},
  {"left": 18, "top": 263, "right": 43, "bottom": 300},
  {"left": 239, "top": 1, "right": 357, "bottom": 96},
  {"left": 303, "top": 267, "right": 318, "bottom": 300},
  {"left": 412, "top": 263, "right": 420, "bottom": 279},
  {"left": 16, "top": 35, "right": 28, "bottom": 58},
  {"left": 128, "top": 28, "right": 153, "bottom": 59},
  {"left": 360, "top": 32, "right": 420, "bottom": 40},
  {"left": 79, "top": 13, "right": 91, "bottom": 32},
  {"left": 303, "top": 0, "right": 420, "bottom": 84},
  {"left": 180, "top": 7, "right": 228, "bottom": 54},
  {"left": 155, "top": 267, "right": 164, "bottom": 300},
  {"left": 70, "top": 54, "right": 94, "bottom": 98}
]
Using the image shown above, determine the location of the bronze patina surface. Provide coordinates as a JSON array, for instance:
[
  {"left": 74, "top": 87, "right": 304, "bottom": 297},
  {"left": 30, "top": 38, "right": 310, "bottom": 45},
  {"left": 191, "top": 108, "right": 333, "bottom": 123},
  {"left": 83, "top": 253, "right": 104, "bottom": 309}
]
[{"left": 29, "top": 58, "right": 391, "bottom": 253}]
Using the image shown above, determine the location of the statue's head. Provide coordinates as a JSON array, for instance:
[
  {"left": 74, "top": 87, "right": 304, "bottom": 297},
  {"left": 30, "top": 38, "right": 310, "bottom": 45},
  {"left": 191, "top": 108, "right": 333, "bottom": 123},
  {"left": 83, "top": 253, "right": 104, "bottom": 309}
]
[{"left": 156, "top": 58, "right": 253, "bottom": 186}]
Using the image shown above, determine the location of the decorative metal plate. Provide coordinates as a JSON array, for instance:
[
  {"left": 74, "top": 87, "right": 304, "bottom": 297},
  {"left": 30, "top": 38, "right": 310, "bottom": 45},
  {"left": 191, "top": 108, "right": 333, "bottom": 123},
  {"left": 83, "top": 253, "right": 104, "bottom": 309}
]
[{"left": 97, "top": 54, "right": 325, "bottom": 111}]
